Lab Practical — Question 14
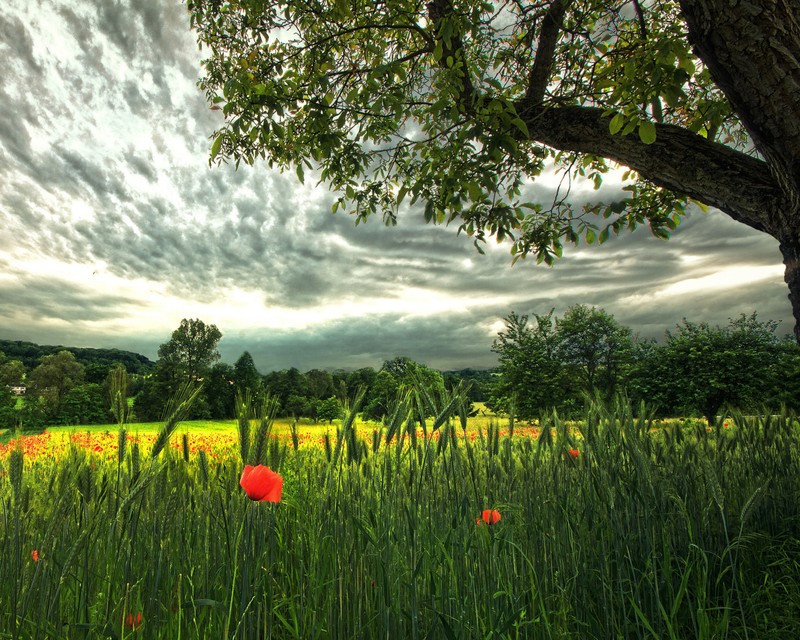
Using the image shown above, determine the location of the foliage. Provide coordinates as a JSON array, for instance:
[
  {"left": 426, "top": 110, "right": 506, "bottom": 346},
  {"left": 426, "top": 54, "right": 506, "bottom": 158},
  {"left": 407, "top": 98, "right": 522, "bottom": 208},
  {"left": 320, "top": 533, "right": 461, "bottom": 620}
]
[
  {"left": 233, "top": 351, "right": 262, "bottom": 398},
  {"left": 133, "top": 372, "right": 169, "bottom": 423},
  {"left": 263, "top": 367, "right": 308, "bottom": 412},
  {"left": 316, "top": 396, "right": 343, "bottom": 424},
  {"left": 186, "top": 0, "right": 795, "bottom": 265},
  {"left": 0, "top": 339, "right": 154, "bottom": 375},
  {"left": 492, "top": 307, "right": 631, "bottom": 418},
  {"left": 56, "top": 383, "right": 109, "bottom": 426},
  {"left": 0, "top": 386, "right": 17, "bottom": 431},
  {"left": 283, "top": 394, "right": 311, "bottom": 420},
  {"left": 628, "top": 313, "right": 797, "bottom": 422},
  {"left": 135, "top": 320, "right": 222, "bottom": 422},
  {"left": 442, "top": 367, "right": 494, "bottom": 402},
  {"left": 26, "top": 351, "right": 85, "bottom": 422},
  {"left": 492, "top": 307, "right": 794, "bottom": 422},
  {"left": 304, "top": 368, "right": 337, "bottom": 401},
  {"left": 0, "top": 357, "right": 25, "bottom": 387},
  {"left": 555, "top": 304, "right": 634, "bottom": 399},
  {"left": 203, "top": 362, "right": 237, "bottom": 419},
  {"left": 361, "top": 370, "right": 399, "bottom": 422},
  {"left": 16, "top": 395, "right": 49, "bottom": 433},
  {"left": 157, "top": 318, "right": 222, "bottom": 385}
]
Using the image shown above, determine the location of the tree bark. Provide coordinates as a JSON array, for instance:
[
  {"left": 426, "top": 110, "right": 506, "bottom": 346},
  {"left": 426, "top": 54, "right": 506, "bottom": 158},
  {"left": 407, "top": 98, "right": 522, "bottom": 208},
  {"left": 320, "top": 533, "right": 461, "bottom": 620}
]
[
  {"left": 780, "top": 239, "right": 800, "bottom": 342},
  {"left": 679, "top": 0, "right": 800, "bottom": 211}
]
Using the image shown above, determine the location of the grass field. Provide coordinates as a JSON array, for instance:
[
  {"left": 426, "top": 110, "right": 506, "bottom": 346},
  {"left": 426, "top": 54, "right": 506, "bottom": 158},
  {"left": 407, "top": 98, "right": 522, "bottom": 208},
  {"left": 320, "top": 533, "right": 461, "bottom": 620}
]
[{"left": 1, "top": 403, "right": 798, "bottom": 639}]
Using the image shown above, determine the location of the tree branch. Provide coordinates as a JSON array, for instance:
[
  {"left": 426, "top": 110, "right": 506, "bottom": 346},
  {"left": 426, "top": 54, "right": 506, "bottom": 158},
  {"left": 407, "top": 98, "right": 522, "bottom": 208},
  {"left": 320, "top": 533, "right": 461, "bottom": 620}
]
[
  {"left": 427, "top": 0, "right": 477, "bottom": 113},
  {"left": 522, "top": 0, "right": 570, "bottom": 109},
  {"left": 520, "top": 104, "right": 781, "bottom": 234}
]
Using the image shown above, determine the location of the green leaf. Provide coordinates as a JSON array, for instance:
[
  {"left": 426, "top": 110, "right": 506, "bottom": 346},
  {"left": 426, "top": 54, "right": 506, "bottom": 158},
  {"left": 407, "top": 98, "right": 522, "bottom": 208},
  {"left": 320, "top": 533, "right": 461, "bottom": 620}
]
[
  {"left": 511, "top": 117, "right": 529, "bottom": 138},
  {"left": 210, "top": 135, "right": 223, "bottom": 160},
  {"left": 296, "top": 163, "right": 305, "bottom": 184},
  {"left": 466, "top": 182, "right": 483, "bottom": 201},
  {"left": 609, "top": 113, "right": 625, "bottom": 135},
  {"left": 638, "top": 120, "right": 657, "bottom": 144},
  {"left": 623, "top": 60, "right": 636, "bottom": 79}
]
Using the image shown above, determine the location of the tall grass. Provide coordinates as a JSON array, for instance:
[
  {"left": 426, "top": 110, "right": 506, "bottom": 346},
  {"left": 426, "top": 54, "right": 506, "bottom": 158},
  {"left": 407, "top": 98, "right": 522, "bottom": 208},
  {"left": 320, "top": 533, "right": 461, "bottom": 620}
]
[{"left": 1, "top": 399, "right": 799, "bottom": 638}]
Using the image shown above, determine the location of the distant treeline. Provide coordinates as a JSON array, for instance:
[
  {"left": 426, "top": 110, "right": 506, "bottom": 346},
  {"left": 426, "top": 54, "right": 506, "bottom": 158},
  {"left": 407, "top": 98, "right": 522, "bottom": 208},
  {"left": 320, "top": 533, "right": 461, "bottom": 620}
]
[
  {"left": 0, "top": 339, "right": 155, "bottom": 377},
  {"left": 4, "top": 306, "right": 798, "bottom": 432},
  {"left": 0, "top": 326, "right": 494, "bottom": 431}
]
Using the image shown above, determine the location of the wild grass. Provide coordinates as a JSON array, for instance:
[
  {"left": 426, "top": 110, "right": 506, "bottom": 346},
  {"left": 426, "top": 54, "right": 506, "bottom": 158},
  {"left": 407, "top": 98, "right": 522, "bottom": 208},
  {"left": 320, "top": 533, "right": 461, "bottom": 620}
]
[{"left": 1, "top": 400, "right": 799, "bottom": 639}]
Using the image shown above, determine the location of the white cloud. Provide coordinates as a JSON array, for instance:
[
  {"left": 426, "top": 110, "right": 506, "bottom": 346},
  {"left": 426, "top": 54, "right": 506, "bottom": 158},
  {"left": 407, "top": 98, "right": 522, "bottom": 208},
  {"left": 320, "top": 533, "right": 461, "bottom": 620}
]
[{"left": 658, "top": 265, "right": 784, "bottom": 297}]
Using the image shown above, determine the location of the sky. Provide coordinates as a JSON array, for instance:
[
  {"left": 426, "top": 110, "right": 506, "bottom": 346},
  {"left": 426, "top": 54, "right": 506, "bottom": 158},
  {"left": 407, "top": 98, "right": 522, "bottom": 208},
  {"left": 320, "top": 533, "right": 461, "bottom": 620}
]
[{"left": 0, "top": 0, "right": 792, "bottom": 373}]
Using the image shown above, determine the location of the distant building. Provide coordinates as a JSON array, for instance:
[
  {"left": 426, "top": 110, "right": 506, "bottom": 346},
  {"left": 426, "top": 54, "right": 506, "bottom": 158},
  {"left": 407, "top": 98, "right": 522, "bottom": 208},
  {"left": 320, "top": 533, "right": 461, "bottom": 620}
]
[{"left": 10, "top": 385, "right": 26, "bottom": 396}]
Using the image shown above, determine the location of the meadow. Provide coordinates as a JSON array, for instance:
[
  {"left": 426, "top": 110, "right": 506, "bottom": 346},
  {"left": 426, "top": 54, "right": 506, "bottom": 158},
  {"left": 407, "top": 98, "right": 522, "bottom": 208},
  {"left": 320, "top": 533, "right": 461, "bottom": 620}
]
[{"left": 1, "top": 399, "right": 799, "bottom": 639}]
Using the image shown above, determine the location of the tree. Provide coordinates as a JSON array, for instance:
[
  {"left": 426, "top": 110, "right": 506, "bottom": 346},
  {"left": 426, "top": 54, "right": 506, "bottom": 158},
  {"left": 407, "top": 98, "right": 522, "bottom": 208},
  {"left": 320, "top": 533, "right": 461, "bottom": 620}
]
[
  {"left": 158, "top": 319, "right": 222, "bottom": 385},
  {"left": 316, "top": 396, "right": 344, "bottom": 424},
  {"left": 134, "top": 319, "right": 222, "bottom": 421},
  {"left": 442, "top": 368, "right": 494, "bottom": 403},
  {"left": 491, "top": 310, "right": 571, "bottom": 419},
  {"left": 629, "top": 313, "right": 788, "bottom": 423},
  {"left": 362, "top": 370, "right": 400, "bottom": 422},
  {"left": 204, "top": 362, "right": 237, "bottom": 419},
  {"left": 189, "top": 1, "right": 800, "bottom": 340},
  {"left": 0, "top": 358, "right": 25, "bottom": 387},
  {"left": 0, "top": 386, "right": 17, "bottom": 430},
  {"left": 305, "top": 369, "right": 336, "bottom": 400},
  {"left": 27, "top": 350, "right": 85, "bottom": 421},
  {"left": 133, "top": 374, "right": 166, "bottom": 423},
  {"left": 346, "top": 367, "right": 377, "bottom": 399},
  {"left": 57, "top": 384, "right": 108, "bottom": 426},
  {"left": 284, "top": 394, "right": 312, "bottom": 420},
  {"left": 233, "top": 351, "right": 262, "bottom": 398},
  {"left": 263, "top": 367, "right": 308, "bottom": 413},
  {"left": 555, "top": 305, "right": 633, "bottom": 400},
  {"left": 379, "top": 357, "right": 445, "bottom": 397}
]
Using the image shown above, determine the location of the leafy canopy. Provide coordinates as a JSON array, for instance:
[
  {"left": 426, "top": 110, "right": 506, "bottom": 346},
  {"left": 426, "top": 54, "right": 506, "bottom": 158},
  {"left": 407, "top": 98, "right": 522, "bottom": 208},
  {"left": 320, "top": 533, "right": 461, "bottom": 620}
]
[{"left": 188, "top": 0, "right": 737, "bottom": 263}]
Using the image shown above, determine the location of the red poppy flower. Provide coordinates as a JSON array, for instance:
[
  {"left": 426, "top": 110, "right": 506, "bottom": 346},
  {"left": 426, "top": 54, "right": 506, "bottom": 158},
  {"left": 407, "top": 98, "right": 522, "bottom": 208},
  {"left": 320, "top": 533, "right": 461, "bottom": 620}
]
[
  {"left": 476, "top": 509, "right": 501, "bottom": 525},
  {"left": 239, "top": 465, "right": 283, "bottom": 502},
  {"left": 568, "top": 449, "right": 580, "bottom": 459},
  {"left": 31, "top": 549, "right": 39, "bottom": 563},
  {"left": 125, "top": 611, "right": 142, "bottom": 630}
]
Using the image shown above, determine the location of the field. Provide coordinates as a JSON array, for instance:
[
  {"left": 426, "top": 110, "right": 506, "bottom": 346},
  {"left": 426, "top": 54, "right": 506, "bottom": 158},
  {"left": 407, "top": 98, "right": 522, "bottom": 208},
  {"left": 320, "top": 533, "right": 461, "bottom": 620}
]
[{"left": 1, "top": 405, "right": 799, "bottom": 639}]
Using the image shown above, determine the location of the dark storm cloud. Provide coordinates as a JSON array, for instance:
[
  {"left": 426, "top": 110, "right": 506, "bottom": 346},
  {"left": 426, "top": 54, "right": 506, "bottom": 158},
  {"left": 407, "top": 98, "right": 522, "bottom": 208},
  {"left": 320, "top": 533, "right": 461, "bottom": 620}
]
[
  {"left": 219, "top": 310, "right": 508, "bottom": 372},
  {"left": 0, "top": 85, "right": 38, "bottom": 168},
  {"left": 124, "top": 148, "right": 158, "bottom": 182},
  {"left": 0, "top": 271, "right": 134, "bottom": 323},
  {"left": 95, "top": 0, "right": 180, "bottom": 65},
  {"left": 0, "top": 13, "right": 41, "bottom": 75}
]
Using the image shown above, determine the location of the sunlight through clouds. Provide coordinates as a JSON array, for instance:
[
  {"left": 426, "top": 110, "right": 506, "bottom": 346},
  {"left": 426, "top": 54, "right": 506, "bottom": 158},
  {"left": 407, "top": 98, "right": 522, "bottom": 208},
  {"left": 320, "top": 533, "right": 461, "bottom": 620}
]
[{"left": 659, "top": 266, "right": 785, "bottom": 297}]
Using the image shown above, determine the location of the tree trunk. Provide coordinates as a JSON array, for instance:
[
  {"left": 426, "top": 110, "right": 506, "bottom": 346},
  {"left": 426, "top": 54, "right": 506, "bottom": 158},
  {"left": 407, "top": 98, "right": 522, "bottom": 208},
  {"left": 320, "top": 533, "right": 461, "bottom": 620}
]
[{"left": 780, "top": 239, "right": 800, "bottom": 343}]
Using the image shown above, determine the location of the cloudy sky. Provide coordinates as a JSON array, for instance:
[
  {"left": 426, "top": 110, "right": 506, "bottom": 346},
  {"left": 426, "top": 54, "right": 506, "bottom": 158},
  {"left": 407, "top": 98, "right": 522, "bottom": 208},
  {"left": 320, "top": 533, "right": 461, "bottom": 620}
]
[{"left": 0, "top": 0, "right": 792, "bottom": 373}]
